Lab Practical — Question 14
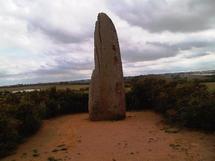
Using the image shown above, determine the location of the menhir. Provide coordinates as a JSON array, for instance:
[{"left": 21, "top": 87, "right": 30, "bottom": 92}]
[{"left": 88, "top": 13, "right": 126, "bottom": 121}]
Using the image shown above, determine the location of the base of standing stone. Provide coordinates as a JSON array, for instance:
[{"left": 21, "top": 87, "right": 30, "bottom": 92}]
[{"left": 89, "top": 112, "right": 126, "bottom": 121}]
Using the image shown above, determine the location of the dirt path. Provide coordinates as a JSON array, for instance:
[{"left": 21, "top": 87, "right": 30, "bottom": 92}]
[{"left": 2, "top": 111, "right": 215, "bottom": 161}]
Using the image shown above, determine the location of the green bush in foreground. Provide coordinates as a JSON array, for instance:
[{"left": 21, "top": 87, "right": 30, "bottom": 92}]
[
  {"left": 0, "top": 88, "right": 88, "bottom": 158},
  {"left": 0, "top": 113, "right": 20, "bottom": 157}
]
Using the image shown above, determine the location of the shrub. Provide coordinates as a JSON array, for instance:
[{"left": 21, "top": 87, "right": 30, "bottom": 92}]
[
  {"left": 0, "top": 88, "right": 88, "bottom": 158},
  {"left": 43, "top": 88, "right": 88, "bottom": 118},
  {"left": 15, "top": 101, "right": 42, "bottom": 136},
  {"left": 0, "top": 113, "right": 20, "bottom": 158},
  {"left": 127, "top": 77, "right": 215, "bottom": 131}
]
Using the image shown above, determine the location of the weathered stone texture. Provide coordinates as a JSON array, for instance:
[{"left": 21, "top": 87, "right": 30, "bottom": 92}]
[{"left": 88, "top": 13, "right": 126, "bottom": 120}]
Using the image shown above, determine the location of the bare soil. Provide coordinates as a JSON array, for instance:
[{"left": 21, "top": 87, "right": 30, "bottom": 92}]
[{"left": 2, "top": 111, "right": 215, "bottom": 161}]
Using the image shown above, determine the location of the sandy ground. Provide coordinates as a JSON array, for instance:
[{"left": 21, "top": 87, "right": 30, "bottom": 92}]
[{"left": 2, "top": 111, "right": 215, "bottom": 161}]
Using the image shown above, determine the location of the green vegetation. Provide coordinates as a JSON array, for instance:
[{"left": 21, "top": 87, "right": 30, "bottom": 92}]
[
  {"left": 0, "top": 84, "right": 89, "bottom": 92},
  {"left": 0, "top": 87, "right": 88, "bottom": 158},
  {"left": 0, "top": 77, "right": 215, "bottom": 158},
  {"left": 126, "top": 78, "right": 215, "bottom": 131},
  {"left": 203, "top": 82, "right": 215, "bottom": 92}
]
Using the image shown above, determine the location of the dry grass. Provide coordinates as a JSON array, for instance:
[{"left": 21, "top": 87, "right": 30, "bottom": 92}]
[{"left": 203, "top": 82, "right": 215, "bottom": 92}]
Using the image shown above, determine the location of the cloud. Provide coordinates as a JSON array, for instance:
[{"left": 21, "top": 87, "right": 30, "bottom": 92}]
[
  {"left": 123, "top": 52, "right": 215, "bottom": 76},
  {"left": 0, "top": 59, "right": 93, "bottom": 85},
  {"left": 22, "top": 0, "right": 109, "bottom": 44},
  {"left": 108, "top": 0, "right": 215, "bottom": 32},
  {"left": 0, "top": 0, "right": 215, "bottom": 86},
  {"left": 122, "top": 43, "right": 177, "bottom": 62}
]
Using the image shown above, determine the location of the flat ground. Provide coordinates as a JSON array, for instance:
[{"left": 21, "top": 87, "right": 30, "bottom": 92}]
[{"left": 2, "top": 111, "right": 215, "bottom": 161}]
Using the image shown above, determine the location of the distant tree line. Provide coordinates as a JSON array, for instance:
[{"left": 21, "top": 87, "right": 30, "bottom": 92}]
[
  {"left": 205, "top": 75, "right": 215, "bottom": 82},
  {"left": 0, "top": 78, "right": 215, "bottom": 158}
]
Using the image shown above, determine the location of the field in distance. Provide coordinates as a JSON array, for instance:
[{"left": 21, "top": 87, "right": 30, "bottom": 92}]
[
  {"left": 0, "top": 84, "right": 89, "bottom": 93},
  {"left": 1, "top": 70, "right": 215, "bottom": 93},
  {"left": 0, "top": 82, "right": 214, "bottom": 93}
]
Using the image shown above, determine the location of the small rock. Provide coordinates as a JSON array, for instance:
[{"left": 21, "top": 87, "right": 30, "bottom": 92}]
[
  {"left": 32, "top": 149, "right": 38, "bottom": 153},
  {"left": 22, "top": 153, "right": 27, "bottom": 156},
  {"left": 52, "top": 149, "right": 58, "bottom": 153},
  {"left": 191, "top": 143, "right": 199, "bottom": 147},
  {"left": 165, "top": 127, "right": 180, "bottom": 133},
  {"left": 32, "top": 153, "right": 39, "bottom": 157},
  {"left": 32, "top": 149, "right": 39, "bottom": 157},
  {"left": 148, "top": 137, "right": 154, "bottom": 142},
  {"left": 60, "top": 148, "right": 67, "bottom": 151},
  {"left": 169, "top": 143, "right": 181, "bottom": 150},
  {"left": 47, "top": 156, "right": 59, "bottom": 161},
  {"left": 57, "top": 144, "right": 65, "bottom": 147}
]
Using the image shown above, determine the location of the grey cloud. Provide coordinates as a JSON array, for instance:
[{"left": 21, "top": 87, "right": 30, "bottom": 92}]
[
  {"left": 27, "top": 18, "right": 92, "bottom": 44},
  {"left": 0, "top": 60, "right": 92, "bottom": 86},
  {"left": 122, "top": 44, "right": 177, "bottom": 62},
  {"left": 1, "top": 0, "right": 215, "bottom": 86},
  {"left": 30, "top": 57, "right": 93, "bottom": 80},
  {"left": 0, "top": 72, "right": 11, "bottom": 78},
  {"left": 184, "top": 52, "right": 211, "bottom": 59},
  {"left": 52, "top": 59, "right": 93, "bottom": 71},
  {"left": 147, "top": 40, "right": 214, "bottom": 50},
  {"left": 122, "top": 39, "right": 215, "bottom": 62},
  {"left": 108, "top": 0, "right": 215, "bottom": 32},
  {"left": 171, "top": 41, "right": 214, "bottom": 51},
  {"left": 12, "top": 0, "right": 97, "bottom": 44},
  {"left": 0, "top": 71, "right": 86, "bottom": 86}
]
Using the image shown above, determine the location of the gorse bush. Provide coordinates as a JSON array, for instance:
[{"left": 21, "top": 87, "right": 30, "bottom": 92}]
[
  {"left": 0, "top": 88, "right": 88, "bottom": 158},
  {"left": 44, "top": 88, "right": 88, "bottom": 118},
  {"left": 126, "top": 78, "right": 177, "bottom": 112},
  {"left": 0, "top": 113, "right": 20, "bottom": 157},
  {"left": 15, "top": 101, "right": 42, "bottom": 136},
  {"left": 127, "top": 77, "right": 215, "bottom": 131}
]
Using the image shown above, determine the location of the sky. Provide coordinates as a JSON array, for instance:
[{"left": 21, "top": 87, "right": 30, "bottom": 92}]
[{"left": 0, "top": 0, "right": 215, "bottom": 86}]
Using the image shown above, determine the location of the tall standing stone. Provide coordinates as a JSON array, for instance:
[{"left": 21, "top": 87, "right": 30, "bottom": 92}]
[{"left": 88, "top": 13, "right": 126, "bottom": 120}]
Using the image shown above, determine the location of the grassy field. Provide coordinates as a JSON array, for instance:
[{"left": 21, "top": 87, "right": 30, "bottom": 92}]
[
  {"left": 0, "top": 83, "right": 132, "bottom": 93},
  {"left": 0, "top": 84, "right": 89, "bottom": 92},
  {"left": 1, "top": 82, "right": 214, "bottom": 93},
  {"left": 203, "top": 82, "right": 215, "bottom": 92}
]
